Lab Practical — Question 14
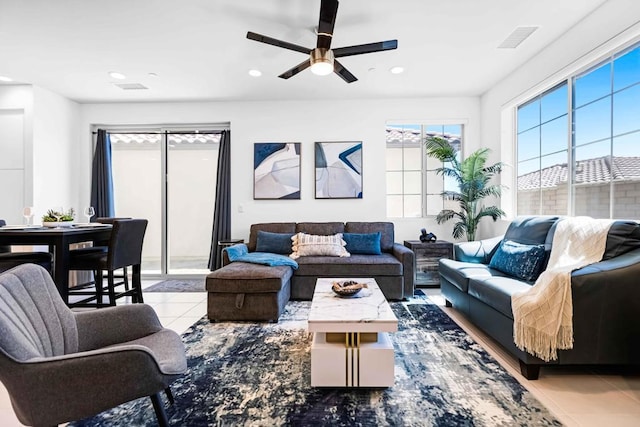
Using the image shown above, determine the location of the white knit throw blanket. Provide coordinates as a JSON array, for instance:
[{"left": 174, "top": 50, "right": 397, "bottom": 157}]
[{"left": 511, "top": 217, "right": 613, "bottom": 362}]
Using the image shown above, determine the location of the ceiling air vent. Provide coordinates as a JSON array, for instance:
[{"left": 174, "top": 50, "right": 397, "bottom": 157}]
[
  {"left": 114, "top": 83, "right": 148, "bottom": 90},
  {"left": 498, "top": 26, "right": 538, "bottom": 49}
]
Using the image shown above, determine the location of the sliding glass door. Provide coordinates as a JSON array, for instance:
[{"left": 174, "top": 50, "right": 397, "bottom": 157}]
[
  {"left": 110, "top": 129, "right": 220, "bottom": 276},
  {"left": 167, "top": 133, "right": 218, "bottom": 274}
]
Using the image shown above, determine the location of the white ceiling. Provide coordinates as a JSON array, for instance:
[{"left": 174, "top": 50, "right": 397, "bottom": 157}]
[{"left": 0, "top": 0, "right": 609, "bottom": 103}]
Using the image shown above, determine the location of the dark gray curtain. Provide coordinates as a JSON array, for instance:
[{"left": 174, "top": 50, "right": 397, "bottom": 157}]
[
  {"left": 208, "top": 130, "right": 231, "bottom": 270},
  {"left": 90, "top": 129, "right": 115, "bottom": 218}
]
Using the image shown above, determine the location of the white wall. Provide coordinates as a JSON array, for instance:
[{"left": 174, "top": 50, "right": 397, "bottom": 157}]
[
  {"left": 32, "top": 86, "right": 80, "bottom": 219},
  {"left": 0, "top": 85, "right": 78, "bottom": 226},
  {"left": 79, "top": 96, "right": 480, "bottom": 243},
  {"left": 0, "top": 85, "right": 33, "bottom": 224},
  {"left": 479, "top": 0, "right": 640, "bottom": 238}
]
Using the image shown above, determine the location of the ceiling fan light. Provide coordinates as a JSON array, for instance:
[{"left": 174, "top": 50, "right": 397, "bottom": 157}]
[
  {"left": 311, "top": 61, "right": 333, "bottom": 76},
  {"left": 310, "top": 48, "right": 334, "bottom": 76}
]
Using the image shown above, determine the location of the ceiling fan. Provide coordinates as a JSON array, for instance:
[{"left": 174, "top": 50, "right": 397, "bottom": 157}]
[{"left": 246, "top": 0, "right": 398, "bottom": 83}]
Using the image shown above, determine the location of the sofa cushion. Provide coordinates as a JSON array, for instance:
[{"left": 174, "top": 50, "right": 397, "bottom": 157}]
[
  {"left": 295, "top": 222, "right": 344, "bottom": 235},
  {"left": 602, "top": 220, "right": 640, "bottom": 260},
  {"left": 439, "top": 259, "right": 506, "bottom": 293},
  {"left": 454, "top": 236, "right": 503, "bottom": 264},
  {"left": 344, "top": 222, "right": 395, "bottom": 252},
  {"left": 488, "top": 240, "right": 546, "bottom": 282},
  {"left": 206, "top": 262, "right": 292, "bottom": 293},
  {"left": 248, "top": 223, "right": 296, "bottom": 252},
  {"left": 503, "top": 216, "right": 560, "bottom": 246},
  {"left": 290, "top": 232, "right": 349, "bottom": 259},
  {"left": 255, "top": 230, "right": 295, "bottom": 254},
  {"left": 343, "top": 232, "right": 382, "bottom": 255},
  {"left": 295, "top": 253, "right": 402, "bottom": 277},
  {"left": 468, "top": 276, "right": 533, "bottom": 319}
]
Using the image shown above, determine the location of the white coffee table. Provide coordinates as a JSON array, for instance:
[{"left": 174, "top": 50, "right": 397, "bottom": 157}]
[{"left": 307, "top": 278, "right": 398, "bottom": 387}]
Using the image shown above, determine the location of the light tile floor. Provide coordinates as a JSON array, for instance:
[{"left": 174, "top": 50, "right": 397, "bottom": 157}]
[
  {"left": 0, "top": 286, "right": 638, "bottom": 426},
  {"left": 425, "top": 289, "right": 640, "bottom": 427}
]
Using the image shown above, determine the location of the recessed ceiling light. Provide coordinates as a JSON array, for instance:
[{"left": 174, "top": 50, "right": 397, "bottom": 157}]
[
  {"left": 0, "top": 75, "right": 13, "bottom": 82},
  {"left": 249, "top": 69, "right": 262, "bottom": 77},
  {"left": 390, "top": 66, "right": 404, "bottom": 74},
  {"left": 148, "top": 72, "right": 158, "bottom": 78},
  {"left": 108, "top": 71, "right": 126, "bottom": 79}
]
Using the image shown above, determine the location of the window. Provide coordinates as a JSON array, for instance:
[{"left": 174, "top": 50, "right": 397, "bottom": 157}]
[
  {"left": 516, "top": 84, "right": 569, "bottom": 216},
  {"left": 516, "top": 42, "right": 640, "bottom": 220},
  {"left": 573, "top": 45, "right": 640, "bottom": 219},
  {"left": 386, "top": 124, "right": 463, "bottom": 217}
]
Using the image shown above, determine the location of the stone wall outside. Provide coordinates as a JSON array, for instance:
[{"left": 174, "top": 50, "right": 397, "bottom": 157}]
[{"left": 517, "top": 181, "right": 640, "bottom": 219}]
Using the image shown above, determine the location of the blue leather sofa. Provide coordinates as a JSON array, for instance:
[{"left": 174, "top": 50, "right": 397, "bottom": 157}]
[{"left": 439, "top": 216, "right": 640, "bottom": 379}]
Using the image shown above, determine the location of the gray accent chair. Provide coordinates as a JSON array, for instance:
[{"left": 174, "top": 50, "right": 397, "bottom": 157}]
[{"left": 0, "top": 264, "right": 187, "bottom": 426}]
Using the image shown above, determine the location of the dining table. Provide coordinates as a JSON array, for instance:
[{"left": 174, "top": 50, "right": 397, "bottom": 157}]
[{"left": 0, "top": 224, "right": 112, "bottom": 304}]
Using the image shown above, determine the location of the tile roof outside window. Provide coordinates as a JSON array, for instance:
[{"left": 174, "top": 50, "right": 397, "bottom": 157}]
[
  {"left": 110, "top": 133, "right": 220, "bottom": 146},
  {"left": 518, "top": 156, "right": 640, "bottom": 190}
]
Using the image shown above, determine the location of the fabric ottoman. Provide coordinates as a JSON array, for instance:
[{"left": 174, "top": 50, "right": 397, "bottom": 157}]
[{"left": 206, "top": 262, "right": 292, "bottom": 322}]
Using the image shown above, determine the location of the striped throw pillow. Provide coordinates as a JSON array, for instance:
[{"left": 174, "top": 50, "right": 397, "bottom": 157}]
[{"left": 290, "top": 232, "right": 350, "bottom": 259}]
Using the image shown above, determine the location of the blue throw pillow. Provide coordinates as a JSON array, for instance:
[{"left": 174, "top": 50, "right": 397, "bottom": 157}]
[
  {"left": 488, "top": 240, "right": 546, "bottom": 282},
  {"left": 342, "top": 232, "right": 382, "bottom": 255},
  {"left": 255, "top": 231, "right": 294, "bottom": 254}
]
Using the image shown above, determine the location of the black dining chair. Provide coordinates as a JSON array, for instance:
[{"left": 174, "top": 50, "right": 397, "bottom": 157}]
[
  {"left": 0, "top": 220, "right": 53, "bottom": 274},
  {"left": 68, "top": 219, "right": 148, "bottom": 308},
  {"left": 69, "top": 216, "right": 132, "bottom": 290}
]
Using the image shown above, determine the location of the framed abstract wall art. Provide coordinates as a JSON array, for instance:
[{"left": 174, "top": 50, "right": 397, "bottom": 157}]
[
  {"left": 253, "top": 143, "right": 301, "bottom": 199},
  {"left": 315, "top": 141, "right": 362, "bottom": 199}
]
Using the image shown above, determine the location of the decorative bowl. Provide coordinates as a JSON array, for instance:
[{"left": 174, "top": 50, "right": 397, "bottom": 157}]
[
  {"left": 43, "top": 221, "right": 75, "bottom": 228},
  {"left": 331, "top": 280, "right": 368, "bottom": 297}
]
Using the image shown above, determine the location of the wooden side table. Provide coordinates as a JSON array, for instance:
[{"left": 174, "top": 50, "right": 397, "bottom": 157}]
[{"left": 403, "top": 240, "right": 453, "bottom": 287}]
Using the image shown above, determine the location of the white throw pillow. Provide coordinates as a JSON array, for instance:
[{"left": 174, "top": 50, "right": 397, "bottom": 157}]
[{"left": 290, "top": 232, "right": 350, "bottom": 259}]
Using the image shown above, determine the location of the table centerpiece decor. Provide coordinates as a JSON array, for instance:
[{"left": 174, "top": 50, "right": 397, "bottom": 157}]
[{"left": 42, "top": 208, "right": 75, "bottom": 227}]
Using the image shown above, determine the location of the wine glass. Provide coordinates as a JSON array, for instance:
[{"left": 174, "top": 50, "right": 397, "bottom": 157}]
[
  {"left": 23, "top": 207, "right": 34, "bottom": 225},
  {"left": 84, "top": 206, "right": 95, "bottom": 224}
]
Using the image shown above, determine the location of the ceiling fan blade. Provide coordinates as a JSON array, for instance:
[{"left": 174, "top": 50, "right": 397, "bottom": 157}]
[
  {"left": 334, "top": 60, "right": 357, "bottom": 83},
  {"left": 279, "top": 59, "right": 312, "bottom": 79},
  {"left": 333, "top": 40, "right": 398, "bottom": 58},
  {"left": 317, "top": 0, "right": 339, "bottom": 50},
  {"left": 246, "top": 31, "right": 311, "bottom": 55}
]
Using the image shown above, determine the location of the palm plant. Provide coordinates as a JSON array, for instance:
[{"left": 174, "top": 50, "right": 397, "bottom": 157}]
[{"left": 425, "top": 136, "right": 505, "bottom": 241}]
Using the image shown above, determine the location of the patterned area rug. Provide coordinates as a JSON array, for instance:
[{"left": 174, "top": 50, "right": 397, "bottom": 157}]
[
  {"left": 144, "top": 279, "right": 205, "bottom": 292},
  {"left": 71, "top": 293, "right": 561, "bottom": 426}
]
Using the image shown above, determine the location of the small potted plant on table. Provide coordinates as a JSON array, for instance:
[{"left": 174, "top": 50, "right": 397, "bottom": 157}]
[{"left": 42, "top": 208, "right": 75, "bottom": 227}]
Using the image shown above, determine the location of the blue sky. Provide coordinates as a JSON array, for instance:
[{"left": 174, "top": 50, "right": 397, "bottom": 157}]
[{"left": 516, "top": 44, "right": 640, "bottom": 176}]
